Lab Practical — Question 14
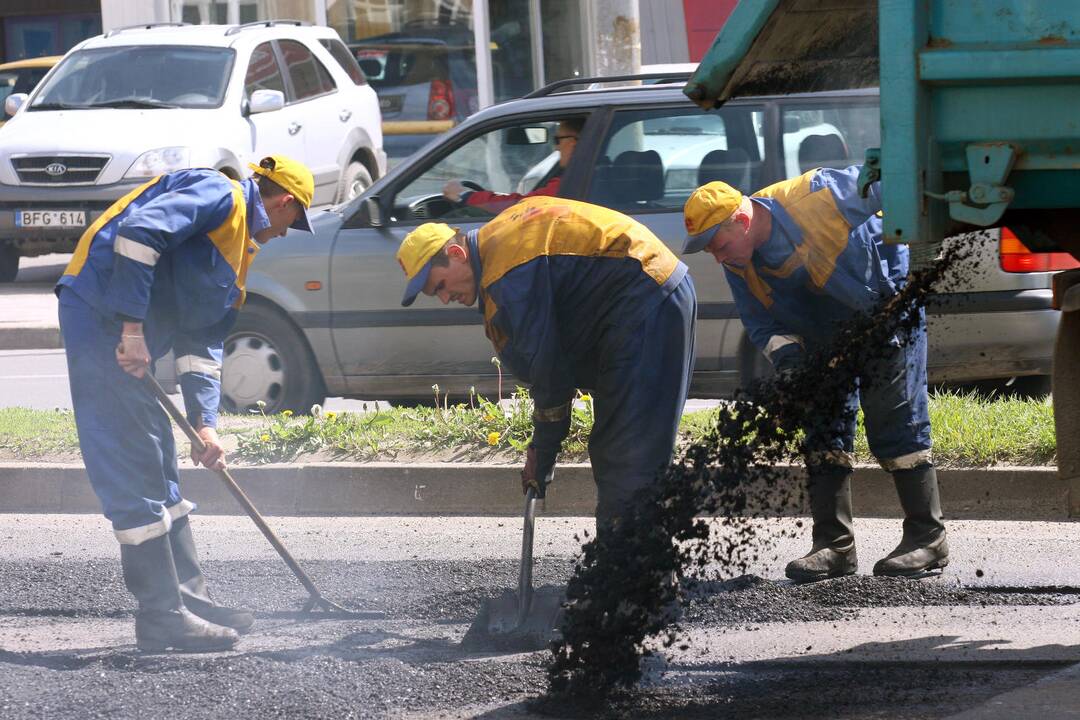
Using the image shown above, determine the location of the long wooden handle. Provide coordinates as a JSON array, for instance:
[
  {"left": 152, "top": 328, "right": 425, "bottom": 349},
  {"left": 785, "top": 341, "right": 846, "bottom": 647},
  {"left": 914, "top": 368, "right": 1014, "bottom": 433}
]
[{"left": 142, "top": 374, "right": 327, "bottom": 602}]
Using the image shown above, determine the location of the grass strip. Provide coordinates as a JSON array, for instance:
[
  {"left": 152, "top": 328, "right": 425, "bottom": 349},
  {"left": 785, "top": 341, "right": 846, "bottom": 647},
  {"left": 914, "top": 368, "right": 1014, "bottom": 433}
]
[{"left": 0, "top": 389, "right": 1056, "bottom": 467}]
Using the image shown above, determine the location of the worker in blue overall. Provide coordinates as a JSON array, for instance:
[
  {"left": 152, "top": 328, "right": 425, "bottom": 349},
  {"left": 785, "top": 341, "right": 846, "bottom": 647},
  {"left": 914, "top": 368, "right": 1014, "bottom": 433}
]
[
  {"left": 396, "top": 196, "right": 696, "bottom": 529},
  {"left": 56, "top": 155, "right": 314, "bottom": 651},
  {"left": 682, "top": 166, "right": 948, "bottom": 582}
]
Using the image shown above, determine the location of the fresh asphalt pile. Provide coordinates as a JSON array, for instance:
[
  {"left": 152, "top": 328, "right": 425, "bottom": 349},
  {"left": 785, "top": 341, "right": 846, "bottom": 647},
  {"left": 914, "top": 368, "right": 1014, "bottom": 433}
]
[{"left": 547, "top": 241, "right": 979, "bottom": 693}]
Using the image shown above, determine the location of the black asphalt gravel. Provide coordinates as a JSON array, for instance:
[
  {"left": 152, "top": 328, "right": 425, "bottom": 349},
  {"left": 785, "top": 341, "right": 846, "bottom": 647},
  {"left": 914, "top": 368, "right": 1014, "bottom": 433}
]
[{"left": 1, "top": 555, "right": 1075, "bottom": 719}]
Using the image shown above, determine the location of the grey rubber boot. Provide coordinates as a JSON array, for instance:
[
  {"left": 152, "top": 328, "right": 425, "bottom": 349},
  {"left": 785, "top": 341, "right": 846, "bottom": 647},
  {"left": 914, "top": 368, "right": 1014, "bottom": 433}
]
[
  {"left": 120, "top": 533, "right": 239, "bottom": 652},
  {"left": 874, "top": 464, "right": 949, "bottom": 577},
  {"left": 169, "top": 515, "right": 255, "bottom": 634},
  {"left": 785, "top": 465, "right": 858, "bottom": 583}
]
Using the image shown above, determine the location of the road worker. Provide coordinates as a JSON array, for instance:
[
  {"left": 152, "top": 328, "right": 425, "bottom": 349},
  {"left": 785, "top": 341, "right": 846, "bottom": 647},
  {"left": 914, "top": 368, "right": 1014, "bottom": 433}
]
[
  {"left": 396, "top": 196, "right": 696, "bottom": 529},
  {"left": 56, "top": 155, "right": 314, "bottom": 651},
  {"left": 682, "top": 166, "right": 948, "bottom": 582}
]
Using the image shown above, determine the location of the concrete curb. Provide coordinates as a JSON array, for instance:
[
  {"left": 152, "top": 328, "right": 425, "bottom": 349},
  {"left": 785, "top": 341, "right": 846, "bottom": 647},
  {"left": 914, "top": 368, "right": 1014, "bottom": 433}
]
[
  {"left": 0, "top": 326, "right": 62, "bottom": 350},
  {"left": 0, "top": 462, "right": 1067, "bottom": 519}
]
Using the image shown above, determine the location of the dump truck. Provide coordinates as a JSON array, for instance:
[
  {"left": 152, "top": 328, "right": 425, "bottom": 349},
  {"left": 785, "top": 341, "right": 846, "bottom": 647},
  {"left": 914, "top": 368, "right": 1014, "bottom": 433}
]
[{"left": 684, "top": 0, "right": 1080, "bottom": 514}]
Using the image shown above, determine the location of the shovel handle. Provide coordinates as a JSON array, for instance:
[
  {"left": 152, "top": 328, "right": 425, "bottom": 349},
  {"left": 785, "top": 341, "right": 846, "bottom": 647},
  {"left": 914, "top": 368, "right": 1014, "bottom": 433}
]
[
  {"left": 516, "top": 468, "right": 553, "bottom": 624},
  {"left": 141, "top": 374, "right": 329, "bottom": 605}
]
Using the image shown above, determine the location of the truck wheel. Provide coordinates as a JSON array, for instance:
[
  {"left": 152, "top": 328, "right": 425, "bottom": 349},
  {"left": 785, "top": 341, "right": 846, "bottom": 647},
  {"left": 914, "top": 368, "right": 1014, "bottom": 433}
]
[
  {"left": 0, "top": 244, "right": 19, "bottom": 283},
  {"left": 336, "top": 161, "right": 373, "bottom": 204},
  {"left": 220, "top": 303, "right": 325, "bottom": 415}
]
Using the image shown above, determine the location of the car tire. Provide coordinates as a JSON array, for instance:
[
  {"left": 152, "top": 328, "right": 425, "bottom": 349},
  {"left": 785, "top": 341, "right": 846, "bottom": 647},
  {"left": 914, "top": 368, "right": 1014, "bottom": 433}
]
[
  {"left": 220, "top": 303, "right": 325, "bottom": 415},
  {"left": 738, "top": 336, "right": 772, "bottom": 392},
  {"left": 336, "top": 160, "right": 373, "bottom": 204},
  {"left": 0, "top": 244, "right": 20, "bottom": 283}
]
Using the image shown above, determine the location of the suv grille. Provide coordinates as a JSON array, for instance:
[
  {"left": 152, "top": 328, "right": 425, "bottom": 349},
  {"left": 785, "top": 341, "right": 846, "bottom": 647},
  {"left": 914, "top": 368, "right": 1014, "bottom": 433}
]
[{"left": 12, "top": 155, "right": 110, "bottom": 185}]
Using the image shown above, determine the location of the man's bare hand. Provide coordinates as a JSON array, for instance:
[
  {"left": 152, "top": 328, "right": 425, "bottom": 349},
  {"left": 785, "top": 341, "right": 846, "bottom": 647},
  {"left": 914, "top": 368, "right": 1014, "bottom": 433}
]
[
  {"left": 116, "top": 330, "right": 150, "bottom": 378},
  {"left": 442, "top": 179, "right": 466, "bottom": 202},
  {"left": 192, "top": 426, "right": 227, "bottom": 470}
]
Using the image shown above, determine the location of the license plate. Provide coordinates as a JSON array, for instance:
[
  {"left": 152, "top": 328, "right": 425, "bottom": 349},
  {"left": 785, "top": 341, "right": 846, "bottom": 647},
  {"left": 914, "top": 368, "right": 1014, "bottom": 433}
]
[{"left": 15, "top": 210, "right": 86, "bottom": 228}]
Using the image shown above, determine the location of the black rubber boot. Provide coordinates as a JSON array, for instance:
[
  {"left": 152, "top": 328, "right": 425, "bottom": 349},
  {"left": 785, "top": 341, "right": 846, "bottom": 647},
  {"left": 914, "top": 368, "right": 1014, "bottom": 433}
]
[
  {"left": 874, "top": 464, "right": 949, "bottom": 577},
  {"left": 120, "top": 534, "right": 239, "bottom": 652},
  {"left": 169, "top": 515, "right": 255, "bottom": 634},
  {"left": 786, "top": 465, "right": 858, "bottom": 583}
]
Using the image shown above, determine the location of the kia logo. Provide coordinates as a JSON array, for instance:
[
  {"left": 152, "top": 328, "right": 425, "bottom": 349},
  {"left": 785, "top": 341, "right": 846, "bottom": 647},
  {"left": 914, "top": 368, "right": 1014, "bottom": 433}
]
[{"left": 44, "top": 163, "right": 67, "bottom": 177}]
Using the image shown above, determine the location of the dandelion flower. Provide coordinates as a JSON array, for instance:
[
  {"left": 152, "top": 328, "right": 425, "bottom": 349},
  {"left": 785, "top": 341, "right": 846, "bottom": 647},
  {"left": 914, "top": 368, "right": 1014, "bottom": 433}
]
[
  {"left": 260, "top": 434, "right": 270, "bottom": 442},
  {"left": 487, "top": 431, "right": 501, "bottom": 446},
  {"left": 256, "top": 400, "right": 267, "bottom": 409},
  {"left": 326, "top": 411, "right": 338, "bottom": 421},
  {"left": 580, "top": 394, "right": 592, "bottom": 404},
  {"left": 282, "top": 409, "right": 293, "bottom": 418},
  {"left": 484, "top": 414, "right": 496, "bottom": 422},
  {"left": 310, "top": 403, "right": 323, "bottom": 419}
]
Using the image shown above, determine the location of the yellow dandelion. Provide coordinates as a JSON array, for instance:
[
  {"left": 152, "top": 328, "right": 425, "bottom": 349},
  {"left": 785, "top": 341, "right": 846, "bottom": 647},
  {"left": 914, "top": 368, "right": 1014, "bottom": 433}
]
[
  {"left": 282, "top": 409, "right": 293, "bottom": 418},
  {"left": 260, "top": 434, "right": 270, "bottom": 442},
  {"left": 326, "top": 411, "right": 337, "bottom": 421},
  {"left": 487, "top": 431, "right": 501, "bottom": 446},
  {"left": 580, "top": 394, "right": 592, "bottom": 403},
  {"left": 484, "top": 413, "right": 496, "bottom": 422}
]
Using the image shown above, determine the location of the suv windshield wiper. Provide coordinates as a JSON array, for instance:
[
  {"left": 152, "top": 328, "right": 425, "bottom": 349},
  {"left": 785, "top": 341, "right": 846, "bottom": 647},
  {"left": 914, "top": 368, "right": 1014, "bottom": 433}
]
[
  {"left": 28, "top": 102, "right": 86, "bottom": 111},
  {"left": 83, "top": 97, "right": 180, "bottom": 109}
]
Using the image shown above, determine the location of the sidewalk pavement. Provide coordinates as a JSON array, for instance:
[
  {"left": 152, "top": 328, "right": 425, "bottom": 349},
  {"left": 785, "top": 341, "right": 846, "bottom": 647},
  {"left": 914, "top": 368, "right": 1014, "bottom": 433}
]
[
  {"left": 0, "top": 462, "right": 1067, "bottom": 518},
  {"left": 1, "top": 254, "right": 63, "bottom": 350}
]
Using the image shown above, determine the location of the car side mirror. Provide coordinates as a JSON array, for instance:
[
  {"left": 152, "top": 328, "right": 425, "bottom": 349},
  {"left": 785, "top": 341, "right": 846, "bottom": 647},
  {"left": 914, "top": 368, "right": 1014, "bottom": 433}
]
[
  {"left": 358, "top": 196, "right": 383, "bottom": 227},
  {"left": 5, "top": 93, "right": 28, "bottom": 118},
  {"left": 248, "top": 89, "right": 285, "bottom": 115}
]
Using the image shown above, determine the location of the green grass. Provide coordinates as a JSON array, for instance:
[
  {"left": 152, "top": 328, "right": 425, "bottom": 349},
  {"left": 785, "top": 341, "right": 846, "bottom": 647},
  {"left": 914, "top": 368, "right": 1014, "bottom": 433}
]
[
  {"left": 0, "top": 407, "right": 80, "bottom": 459},
  {"left": 0, "top": 390, "right": 1058, "bottom": 467}
]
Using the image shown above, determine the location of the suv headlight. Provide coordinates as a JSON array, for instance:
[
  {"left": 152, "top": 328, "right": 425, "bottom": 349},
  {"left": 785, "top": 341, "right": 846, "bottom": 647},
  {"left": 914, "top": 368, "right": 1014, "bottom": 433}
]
[{"left": 125, "top": 147, "right": 192, "bottom": 178}]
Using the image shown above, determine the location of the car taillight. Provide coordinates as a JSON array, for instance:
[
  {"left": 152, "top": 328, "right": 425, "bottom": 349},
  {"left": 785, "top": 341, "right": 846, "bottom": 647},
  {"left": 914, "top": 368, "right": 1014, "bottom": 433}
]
[
  {"left": 999, "top": 227, "right": 1080, "bottom": 273},
  {"left": 427, "top": 79, "right": 454, "bottom": 121}
]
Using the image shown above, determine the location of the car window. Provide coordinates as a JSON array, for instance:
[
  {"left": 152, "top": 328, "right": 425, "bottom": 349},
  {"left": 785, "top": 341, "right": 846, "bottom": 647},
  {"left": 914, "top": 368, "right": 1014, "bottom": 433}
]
[
  {"left": 781, "top": 102, "right": 879, "bottom": 179},
  {"left": 390, "top": 119, "right": 563, "bottom": 223},
  {"left": 245, "top": 41, "right": 285, "bottom": 98},
  {"left": 319, "top": 38, "right": 367, "bottom": 86},
  {"left": 278, "top": 39, "right": 336, "bottom": 101},
  {"left": 586, "top": 105, "right": 765, "bottom": 212},
  {"left": 32, "top": 46, "right": 234, "bottom": 109}
]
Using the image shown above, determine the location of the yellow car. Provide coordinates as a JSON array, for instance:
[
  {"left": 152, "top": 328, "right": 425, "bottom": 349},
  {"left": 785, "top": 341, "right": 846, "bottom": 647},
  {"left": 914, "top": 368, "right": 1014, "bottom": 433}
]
[{"left": 0, "top": 56, "right": 60, "bottom": 126}]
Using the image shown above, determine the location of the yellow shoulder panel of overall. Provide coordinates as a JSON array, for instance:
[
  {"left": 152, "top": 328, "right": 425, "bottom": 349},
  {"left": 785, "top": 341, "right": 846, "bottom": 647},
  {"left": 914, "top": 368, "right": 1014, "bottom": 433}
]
[
  {"left": 63, "top": 176, "right": 164, "bottom": 278},
  {"left": 753, "top": 169, "right": 851, "bottom": 289},
  {"left": 476, "top": 196, "right": 679, "bottom": 289},
  {"left": 207, "top": 180, "right": 257, "bottom": 308},
  {"left": 724, "top": 262, "right": 775, "bottom": 308}
]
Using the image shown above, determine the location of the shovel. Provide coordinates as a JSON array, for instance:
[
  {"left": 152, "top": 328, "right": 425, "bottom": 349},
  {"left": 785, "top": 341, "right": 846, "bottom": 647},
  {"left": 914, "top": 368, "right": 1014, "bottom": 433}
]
[
  {"left": 142, "top": 373, "right": 383, "bottom": 620},
  {"left": 463, "top": 468, "right": 565, "bottom": 651}
]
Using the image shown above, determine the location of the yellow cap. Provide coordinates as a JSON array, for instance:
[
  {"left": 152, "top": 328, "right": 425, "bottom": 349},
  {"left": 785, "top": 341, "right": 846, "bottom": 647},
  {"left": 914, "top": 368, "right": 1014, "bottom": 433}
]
[
  {"left": 249, "top": 154, "right": 315, "bottom": 232},
  {"left": 397, "top": 222, "right": 458, "bottom": 306},
  {"left": 682, "top": 181, "right": 743, "bottom": 253}
]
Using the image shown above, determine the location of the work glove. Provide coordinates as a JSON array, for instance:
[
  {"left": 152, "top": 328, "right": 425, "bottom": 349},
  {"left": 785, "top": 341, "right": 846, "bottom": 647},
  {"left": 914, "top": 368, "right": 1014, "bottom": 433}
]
[{"left": 521, "top": 444, "right": 557, "bottom": 499}]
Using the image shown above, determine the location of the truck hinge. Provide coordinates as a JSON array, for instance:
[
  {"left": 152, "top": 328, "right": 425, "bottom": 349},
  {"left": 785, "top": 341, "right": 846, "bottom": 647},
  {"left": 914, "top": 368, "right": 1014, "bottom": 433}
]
[{"left": 924, "top": 143, "right": 1018, "bottom": 227}]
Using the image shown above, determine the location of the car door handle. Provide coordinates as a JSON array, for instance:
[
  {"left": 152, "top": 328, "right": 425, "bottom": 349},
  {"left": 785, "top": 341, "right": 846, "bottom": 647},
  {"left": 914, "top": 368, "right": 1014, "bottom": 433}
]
[
  {"left": 339, "top": 109, "right": 352, "bottom": 122},
  {"left": 288, "top": 122, "right": 302, "bottom": 135}
]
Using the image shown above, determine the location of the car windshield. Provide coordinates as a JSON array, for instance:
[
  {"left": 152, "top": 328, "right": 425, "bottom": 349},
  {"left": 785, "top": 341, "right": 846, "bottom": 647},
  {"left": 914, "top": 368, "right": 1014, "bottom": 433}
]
[{"left": 30, "top": 46, "right": 235, "bottom": 110}]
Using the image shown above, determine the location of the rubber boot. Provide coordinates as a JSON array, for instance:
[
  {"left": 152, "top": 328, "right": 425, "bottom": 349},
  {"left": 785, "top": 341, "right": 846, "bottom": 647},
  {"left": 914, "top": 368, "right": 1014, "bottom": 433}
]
[
  {"left": 874, "top": 464, "right": 949, "bottom": 577},
  {"left": 785, "top": 466, "right": 858, "bottom": 583},
  {"left": 120, "top": 534, "right": 239, "bottom": 652},
  {"left": 169, "top": 515, "right": 255, "bottom": 634}
]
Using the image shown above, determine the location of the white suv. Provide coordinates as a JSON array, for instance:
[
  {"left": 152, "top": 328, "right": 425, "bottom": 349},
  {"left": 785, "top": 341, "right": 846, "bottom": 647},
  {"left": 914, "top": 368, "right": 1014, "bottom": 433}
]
[{"left": 0, "top": 20, "right": 385, "bottom": 282}]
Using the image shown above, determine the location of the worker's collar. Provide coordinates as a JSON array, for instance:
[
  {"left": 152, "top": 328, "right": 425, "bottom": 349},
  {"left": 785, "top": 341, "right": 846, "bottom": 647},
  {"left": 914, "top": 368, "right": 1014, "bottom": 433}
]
[
  {"left": 467, "top": 229, "right": 483, "bottom": 314},
  {"left": 749, "top": 196, "right": 799, "bottom": 268},
  {"left": 243, "top": 177, "right": 272, "bottom": 237}
]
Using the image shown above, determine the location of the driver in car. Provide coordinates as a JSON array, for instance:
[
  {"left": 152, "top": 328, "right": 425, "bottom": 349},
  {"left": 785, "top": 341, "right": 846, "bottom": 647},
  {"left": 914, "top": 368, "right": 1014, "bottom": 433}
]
[{"left": 441, "top": 117, "right": 585, "bottom": 214}]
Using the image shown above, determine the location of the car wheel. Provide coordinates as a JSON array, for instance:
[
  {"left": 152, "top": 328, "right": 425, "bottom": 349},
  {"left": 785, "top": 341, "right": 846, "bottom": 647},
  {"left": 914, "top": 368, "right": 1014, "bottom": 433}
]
[
  {"left": 220, "top": 303, "right": 325, "bottom": 415},
  {"left": 336, "top": 160, "right": 373, "bottom": 204},
  {"left": 0, "top": 244, "right": 20, "bottom": 283}
]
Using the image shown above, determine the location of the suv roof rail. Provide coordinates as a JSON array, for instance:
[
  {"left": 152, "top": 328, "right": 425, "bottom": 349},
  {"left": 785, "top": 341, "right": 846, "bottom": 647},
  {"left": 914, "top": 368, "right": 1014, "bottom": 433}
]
[
  {"left": 104, "top": 22, "right": 191, "bottom": 38},
  {"left": 523, "top": 72, "right": 693, "bottom": 98},
  {"left": 225, "top": 19, "right": 311, "bottom": 36}
]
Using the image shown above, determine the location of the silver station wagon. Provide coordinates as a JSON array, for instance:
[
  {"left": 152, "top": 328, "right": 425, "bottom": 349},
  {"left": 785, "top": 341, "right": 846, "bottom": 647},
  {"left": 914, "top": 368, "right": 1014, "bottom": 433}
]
[{"left": 223, "top": 78, "right": 1062, "bottom": 413}]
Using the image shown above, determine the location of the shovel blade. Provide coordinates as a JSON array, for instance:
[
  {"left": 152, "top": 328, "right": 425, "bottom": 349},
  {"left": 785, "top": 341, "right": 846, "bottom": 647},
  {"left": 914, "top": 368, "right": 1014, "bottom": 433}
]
[{"left": 464, "top": 585, "right": 565, "bottom": 652}]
